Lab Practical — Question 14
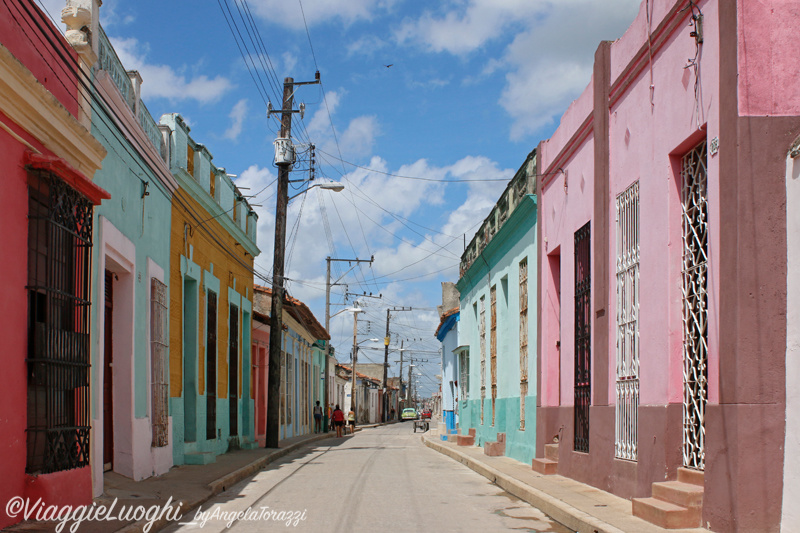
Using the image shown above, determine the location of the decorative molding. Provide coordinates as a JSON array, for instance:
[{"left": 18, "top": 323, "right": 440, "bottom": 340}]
[{"left": 0, "top": 43, "right": 105, "bottom": 178}]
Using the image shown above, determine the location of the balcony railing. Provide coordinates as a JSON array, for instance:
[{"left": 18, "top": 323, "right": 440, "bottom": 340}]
[{"left": 97, "top": 25, "right": 163, "bottom": 156}]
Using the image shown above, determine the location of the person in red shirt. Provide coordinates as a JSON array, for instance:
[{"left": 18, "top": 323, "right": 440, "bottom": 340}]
[{"left": 332, "top": 404, "right": 345, "bottom": 437}]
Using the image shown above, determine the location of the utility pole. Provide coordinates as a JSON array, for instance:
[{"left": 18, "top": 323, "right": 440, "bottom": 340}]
[
  {"left": 324, "top": 256, "right": 373, "bottom": 433},
  {"left": 265, "top": 74, "right": 319, "bottom": 449},
  {"left": 350, "top": 309, "right": 361, "bottom": 429},
  {"left": 398, "top": 340, "right": 405, "bottom": 410},
  {"left": 383, "top": 307, "right": 411, "bottom": 422}
]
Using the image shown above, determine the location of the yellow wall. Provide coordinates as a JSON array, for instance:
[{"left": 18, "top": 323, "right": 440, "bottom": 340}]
[{"left": 169, "top": 188, "right": 254, "bottom": 400}]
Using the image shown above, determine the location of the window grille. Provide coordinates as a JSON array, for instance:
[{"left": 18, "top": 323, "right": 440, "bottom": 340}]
[
  {"left": 280, "top": 349, "right": 286, "bottom": 426},
  {"left": 459, "top": 350, "right": 469, "bottom": 402},
  {"left": 574, "top": 222, "right": 591, "bottom": 453},
  {"left": 150, "top": 278, "right": 169, "bottom": 447},
  {"left": 229, "top": 305, "right": 239, "bottom": 436},
  {"left": 681, "top": 140, "right": 708, "bottom": 470},
  {"left": 490, "top": 285, "right": 497, "bottom": 426},
  {"left": 615, "top": 182, "right": 640, "bottom": 461},
  {"left": 519, "top": 258, "right": 529, "bottom": 430},
  {"left": 206, "top": 291, "right": 217, "bottom": 440},
  {"left": 479, "top": 296, "right": 486, "bottom": 425},
  {"left": 26, "top": 172, "right": 93, "bottom": 474},
  {"left": 286, "top": 349, "right": 293, "bottom": 425}
]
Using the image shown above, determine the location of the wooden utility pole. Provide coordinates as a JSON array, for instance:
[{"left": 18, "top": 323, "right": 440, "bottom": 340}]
[
  {"left": 383, "top": 307, "right": 411, "bottom": 422},
  {"left": 265, "top": 77, "right": 294, "bottom": 449},
  {"left": 324, "top": 256, "right": 373, "bottom": 432}
]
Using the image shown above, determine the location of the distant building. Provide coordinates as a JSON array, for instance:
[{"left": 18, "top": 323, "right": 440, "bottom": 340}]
[
  {"left": 435, "top": 282, "right": 461, "bottom": 438},
  {"left": 253, "top": 287, "right": 328, "bottom": 442}
]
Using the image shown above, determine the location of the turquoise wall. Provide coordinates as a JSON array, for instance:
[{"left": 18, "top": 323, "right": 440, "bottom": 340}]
[
  {"left": 89, "top": 95, "right": 173, "bottom": 423},
  {"left": 456, "top": 196, "right": 538, "bottom": 465}
]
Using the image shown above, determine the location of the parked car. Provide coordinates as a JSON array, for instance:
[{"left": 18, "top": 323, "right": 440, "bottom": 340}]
[
  {"left": 401, "top": 408, "right": 418, "bottom": 421},
  {"left": 420, "top": 409, "right": 432, "bottom": 420}
]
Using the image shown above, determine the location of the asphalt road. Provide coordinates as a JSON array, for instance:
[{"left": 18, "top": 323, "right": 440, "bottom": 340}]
[{"left": 164, "top": 422, "right": 573, "bottom": 533}]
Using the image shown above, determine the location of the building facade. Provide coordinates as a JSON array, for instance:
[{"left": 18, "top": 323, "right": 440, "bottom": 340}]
[
  {"left": 79, "top": 10, "right": 178, "bottom": 492},
  {"left": 456, "top": 150, "right": 538, "bottom": 464},
  {"left": 163, "top": 113, "right": 259, "bottom": 465},
  {"left": 536, "top": 1, "right": 800, "bottom": 530},
  {"left": 0, "top": 0, "right": 108, "bottom": 526},
  {"left": 436, "top": 312, "right": 459, "bottom": 435},
  {"left": 253, "top": 287, "right": 327, "bottom": 442}
]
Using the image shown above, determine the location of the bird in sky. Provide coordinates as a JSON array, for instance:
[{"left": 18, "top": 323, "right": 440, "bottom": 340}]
[{"left": 384, "top": 64, "right": 393, "bottom": 68}]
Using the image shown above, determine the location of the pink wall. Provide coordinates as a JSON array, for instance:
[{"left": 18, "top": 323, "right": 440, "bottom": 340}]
[
  {"left": 737, "top": 0, "right": 800, "bottom": 116},
  {"left": 252, "top": 324, "right": 269, "bottom": 446}
]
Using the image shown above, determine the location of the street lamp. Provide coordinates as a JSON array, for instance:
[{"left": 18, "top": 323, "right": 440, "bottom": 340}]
[{"left": 288, "top": 181, "right": 344, "bottom": 201}]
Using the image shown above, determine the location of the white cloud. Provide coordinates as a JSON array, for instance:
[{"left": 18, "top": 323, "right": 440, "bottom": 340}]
[
  {"left": 339, "top": 116, "right": 380, "bottom": 159},
  {"left": 393, "top": 0, "right": 641, "bottom": 141},
  {"left": 224, "top": 99, "right": 249, "bottom": 141},
  {"left": 282, "top": 52, "right": 298, "bottom": 75},
  {"left": 109, "top": 37, "right": 234, "bottom": 104},
  {"left": 249, "top": 0, "right": 397, "bottom": 30}
]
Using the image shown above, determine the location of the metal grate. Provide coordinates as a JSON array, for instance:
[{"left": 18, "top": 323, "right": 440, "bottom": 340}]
[
  {"left": 459, "top": 350, "right": 469, "bottom": 402},
  {"left": 615, "top": 182, "right": 640, "bottom": 461},
  {"left": 150, "top": 278, "right": 169, "bottom": 447},
  {"left": 206, "top": 291, "right": 217, "bottom": 440},
  {"left": 574, "top": 222, "right": 591, "bottom": 453},
  {"left": 229, "top": 305, "right": 239, "bottom": 436},
  {"left": 519, "top": 258, "right": 529, "bottom": 430},
  {"left": 26, "top": 171, "right": 93, "bottom": 474},
  {"left": 490, "top": 285, "right": 497, "bottom": 426},
  {"left": 681, "top": 140, "right": 708, "bottom": 470},
  {"left": 479, "top": 296, "right": 486, "bottom": 425}
]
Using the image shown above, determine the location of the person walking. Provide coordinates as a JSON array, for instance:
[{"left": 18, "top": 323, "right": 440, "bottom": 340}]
[
  {"left": 313, "top": 401, "right": 323, "bottom": 433},
  {"left": 332, "top": 404, "right": 345, "bottom": 437},
  {"left": 347, "top": 407, "right": 356, "bottom": 435}
]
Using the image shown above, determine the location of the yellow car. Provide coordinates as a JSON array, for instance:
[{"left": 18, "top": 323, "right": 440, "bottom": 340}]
[{"left": 401, "top": 408, "right": 418, "bottom": 421}]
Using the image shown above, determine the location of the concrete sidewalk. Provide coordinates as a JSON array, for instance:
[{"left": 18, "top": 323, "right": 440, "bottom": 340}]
[
  {"left": 6, "top": 427, "right": 369, "bottom": 533},
  {"left": 422, "top": 432, "right": 710, "bottom": 533}
]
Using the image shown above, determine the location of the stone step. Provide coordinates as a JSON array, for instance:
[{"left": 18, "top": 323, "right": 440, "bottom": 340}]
[
  {"left": 677, "top": 467, "right": 704, "bottom": 487},
  {"left": 456, "top": 434, "right": 475, "bottom": 446},
  {"left": 652, "top": 480, "right": 704, "bottom": 509},
  {"left": 544, "top": 443, "right": 559, "bottom": 462},
  {"left": 484, "top": 440, "right": 505, "bottom": 456},
  {"left": 632, "top": 497, "right": 701, "bottom": 529},
  {"left": 531, "top": 457, "right": 557, "bottom": 475},
  {"left": 184, "top": 452, "right": 216, "bottom": 465}
]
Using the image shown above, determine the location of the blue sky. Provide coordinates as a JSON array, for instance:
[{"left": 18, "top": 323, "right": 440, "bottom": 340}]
[{"left": 42, "top": 0, "right": 642, "bottom": 396}]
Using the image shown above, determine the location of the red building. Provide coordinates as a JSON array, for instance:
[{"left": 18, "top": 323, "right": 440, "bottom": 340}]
[{"left": 1, "top": 0, "right": 108, "bottom": 527}]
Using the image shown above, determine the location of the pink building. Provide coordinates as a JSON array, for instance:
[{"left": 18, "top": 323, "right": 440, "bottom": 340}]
[
  {"left": 0, "top": 0, "right": 108, "bottom": 527},
  {"left": 535, "top": 1, "right": 800, "bottom": 531}
]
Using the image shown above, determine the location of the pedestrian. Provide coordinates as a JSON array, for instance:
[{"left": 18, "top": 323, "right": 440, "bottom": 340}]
[
  {"left": 332, "top": 404, "right": 345, "bottom": 437},
  {"left": 347, "top": 407, "right": 356, "bottom": 435},
  {"left": 390, "top": 407, "right": 395, "bottom": 420},
  {"left": 313, "top": 401, "right": 323, "bottom": 433}
]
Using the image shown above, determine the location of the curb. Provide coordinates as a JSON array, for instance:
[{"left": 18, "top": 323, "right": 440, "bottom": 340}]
[
  {"left": 422, "top": 435, "right": 626, "bottom": 533},
  {"left": 119, "top": 432, "right": 335, "bottom": 533}
]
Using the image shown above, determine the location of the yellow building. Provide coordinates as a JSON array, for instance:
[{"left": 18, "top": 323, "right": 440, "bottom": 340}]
[{"left": 161, "top": 113, "right": 260, "bottom": 464}]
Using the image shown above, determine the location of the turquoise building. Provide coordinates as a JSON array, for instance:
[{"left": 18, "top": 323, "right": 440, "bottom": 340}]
[
  {"left": 87, "top": 23, "right": 178, "bottom": 493},
  {"left": 455, "top": 150, "right": 537, "bottom": 464}
]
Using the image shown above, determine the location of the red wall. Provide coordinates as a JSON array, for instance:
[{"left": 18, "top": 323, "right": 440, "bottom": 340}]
[
  {"left": 1, "top": 0, "right": 89, "bottom": 527},
  {"left": 0, "top": 0, "right": 80, "bottom": 118}
]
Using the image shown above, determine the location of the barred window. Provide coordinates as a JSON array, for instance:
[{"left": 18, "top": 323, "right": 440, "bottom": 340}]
[
  {"left": 459, "top": 349, "right": 469, "bottom": 402},
  {"left": 26, "top": 172, "right": 93, "bottom": 474},
  {"left": 150, "top": 278, "right": 169, "bottom": 447},
  {"left": 519, "top": 258, "right": 529, "bottom": 430}
]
